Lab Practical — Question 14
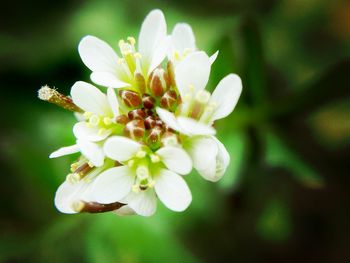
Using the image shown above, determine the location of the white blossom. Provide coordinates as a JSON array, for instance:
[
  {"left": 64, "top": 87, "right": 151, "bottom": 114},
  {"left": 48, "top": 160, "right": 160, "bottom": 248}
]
[
  {"left": 78, "top": 9, "right": 168, "bottom": 89},
  {"left": 91, "top": 136, "right": 192, "bottom": 216}
]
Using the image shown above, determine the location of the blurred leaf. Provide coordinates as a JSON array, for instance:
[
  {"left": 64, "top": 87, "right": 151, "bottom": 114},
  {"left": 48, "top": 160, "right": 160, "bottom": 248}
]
[
  {"left": 257, "top": 198, "right": 291, "bottom": 242},
  {"left": 85, "top": 214, "right": 200, "bottom": 263},
  {"left": 241, "top": 17, "right": 267, "bottom": 105},
  {"left": 264, "top": 132, "right": 324, "bottom": 188}
]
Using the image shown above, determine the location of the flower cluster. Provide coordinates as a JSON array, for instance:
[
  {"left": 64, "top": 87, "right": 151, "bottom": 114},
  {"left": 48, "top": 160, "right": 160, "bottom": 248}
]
[{"left": 39, "top": 9, "right": 242, "bottom": 216}]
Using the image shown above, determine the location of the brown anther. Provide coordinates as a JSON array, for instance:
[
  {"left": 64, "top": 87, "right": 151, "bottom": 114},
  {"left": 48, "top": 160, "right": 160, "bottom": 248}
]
[
  {"left": 147, "top": 126, "right": 163, "bottom": 144},
  {"left": 135, "top": 73, "right": 146, "bottom": 94},
  {"left": 142, "top": 94, "right": 155, "bottom": 109},
  {"left": 128, "top": 109, "right": 146, "bottom": 120},
  {"left": 160, "top": 90, "right": 178, "bottom": 110},
  {"left": 144, "top": 116, "right": 157, "bottom": 130},
  {"left": 124, "top": 119, "right": 145, "bottom": 139},
  {"left": 119, "top": 90, "right": 142, "bottom": 108},
  {"left": 115, "top": 114, "right": 129, "bottom": 125}
]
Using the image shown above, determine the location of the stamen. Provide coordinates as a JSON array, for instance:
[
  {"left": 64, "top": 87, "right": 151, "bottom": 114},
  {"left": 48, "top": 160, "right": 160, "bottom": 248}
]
[
  {"left": 136, "top": 166, "right": 149, "bottom": 180},
  {"left": 89, "top": 115, "right": 100, "bottom": 126},
  {"left": 195, "top": 90, "right": 211, "bottom": 104},
  {"left": 173, "top": 50, "right": 181, "bottom": 61},
  {"left": 127, "top": 36, "right": 136, "bottom": 46},
  {"left": 150, "top": 154, "right": 160, "bottom": 163},
  {"left": 103, "top": 117, "right": 112, "bottom": 125},
  {"left": 136, "top": 150, "right": 146, "bottom": 158}
]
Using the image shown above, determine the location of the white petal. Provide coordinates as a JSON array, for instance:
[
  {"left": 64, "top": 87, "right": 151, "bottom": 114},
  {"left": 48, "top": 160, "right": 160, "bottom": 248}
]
[
  {"left": 107, "top": 88, "right": 119, "bottom": 117},
  {"left": 92, "top": 166, "right": 134, "bottom": 204},
  {"left": 155, "top": 169, "right": 192, "bottom": 212},
  {"left": 210, "top": 74, "right": 242, "bottom": 121},
  {"left": 177, "top": 117, "right": 216, "bottom": 136},
  {"left": 156, "top": 107, "right": 183, "bottom": 133},
  {"left": 49, "top": 144, "right": 79, "bottom": 158},
  {"left": 78, "top": 35, "right": 119, "bottom": 73},
  {"left": 171, "top": 23, "right": 196, "bottom": 53},
  {"left": 70, "top": 81, "right": 110, "bottom": 115},
  {"left": 90, "top": 72, "right": 129, "bottom": 89},
  {"left": 156, "top": 146, "right": 192, "bottom": 175},
  {"left": 138, "top": 9, "right": 167, "bottom": 74},
  {"left": 103, "top": 136, "right": 141, "bottom": 162},
  {"left": 54, "top": 180, "right": 91, "bottom": 214},
  {"left": 114, "top": 205, "right": 136, "bottom": 216},
  {"left": 175, "top": 51, "right": 211, "bottom": 99},
  {"left": 76, "top": 139, "right": 104, "bottom": 167},
  {"left": 55, "top": 181, "right": 79, "bottom": 214},
  {"left": 211, "top": 136, "right": 230, "bottom": 180},
  {"left": 209, "top": 50, "right": 219, "bottom": 64},
  {"left": 126, "top": 190, "right": 157, "bottom": 217},
  {"left": 148, "top": 37, "right": 168, "bottom": 75},
  {"left": 73, "top": 122, "right": 112, "bottom": 142},
  {"left": 186, "top": 137, "right": 218, "bottom": 182}
]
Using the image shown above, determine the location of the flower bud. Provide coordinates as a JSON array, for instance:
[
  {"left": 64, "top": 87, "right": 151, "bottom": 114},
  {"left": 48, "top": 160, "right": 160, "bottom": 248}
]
[
  {"left": 147, "top": 126, "right": 163, "bottom": 144},
  {"left": 119, "top": 90, "right": 142, "bottom": 108},
  {"left": 142, "top": 94, "right": 155, "bottom": 109},
  {"left": 149, "top": 68, "right": 169, "bottom": 97},
  {"left": 124, "top": 120, "right": 145, "bottom": 139},
  {"left": 144, "top": 116, "right": 157, "bottom": 130},
  {"left": 160, "top": 90, "right": 178, "bottom": 110},
  {"left": 115, "top": 114, "right": 129, "bottom": 125},
  {"left": 128, "top": 109, "right": 146, "bottom": 120}
]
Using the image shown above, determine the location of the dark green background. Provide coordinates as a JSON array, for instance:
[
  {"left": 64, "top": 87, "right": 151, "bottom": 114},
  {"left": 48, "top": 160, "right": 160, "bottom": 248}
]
[{"left": 1, "top": 0, "right": 350, "bottom": 262}]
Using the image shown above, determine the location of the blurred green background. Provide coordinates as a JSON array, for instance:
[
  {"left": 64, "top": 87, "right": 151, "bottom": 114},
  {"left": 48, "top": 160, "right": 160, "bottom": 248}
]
[{"left": 1, "top": 0, "right": 350, "bottom": 262}]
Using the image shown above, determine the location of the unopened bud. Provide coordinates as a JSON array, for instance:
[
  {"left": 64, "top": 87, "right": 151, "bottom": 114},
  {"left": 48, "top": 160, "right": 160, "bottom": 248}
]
[
  {"left": 128, "top": 109, "right": 146, "bottom": 120},
  {"left": 160, "top": 90, "right": 178, "bottom": 110},
  {"left": 124, "top": 119, "right": 145, "bottom": 139},
  {"left": 119, "top": 90, "right": 142, "bottom": 108},
  {"left": 149, "top": 68, "right": 168, "bottom": 97},
  {"left": 144, "top": 116, "right": 157, "bottom": 130},
  {"left": 115, "top": 114, "right": 129, "bottom": 125},
  {"left": 135, "top": 73, "right": 146, "bottom": 94},
  {"left": 142, "top": 94, "right": 155, "bottom": 109},
  {"left": 147, "top": 126, "right": 163, "bottom": 144},
  {"left": 38, "top": 85, "right": 83, "bottom": 112}
]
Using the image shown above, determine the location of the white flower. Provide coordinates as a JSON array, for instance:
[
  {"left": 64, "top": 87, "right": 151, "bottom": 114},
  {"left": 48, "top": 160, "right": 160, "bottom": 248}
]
[
  {"left": 54, "top": 159, "right": 113, "bottom": 213},
  {"left": 156, "top": 51, "right": 241, "bottom": 181},
  {"left": 184, "top": 136, "right": 230, "bottom": 182},
  {"left": 167, "top": 23, "right": 218, "bottom": 65},
  {"left": 157, "top": 51, "right": 242, "bottom": 136},
  {"left": 49, "top": 81, "right": 121, "bottom": 167},
  {"left": 78, "top": 9, "right": 168, "bottom": 89},
  {"left": 91, "top": 136, "right": 193, "bottom": 216}
]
